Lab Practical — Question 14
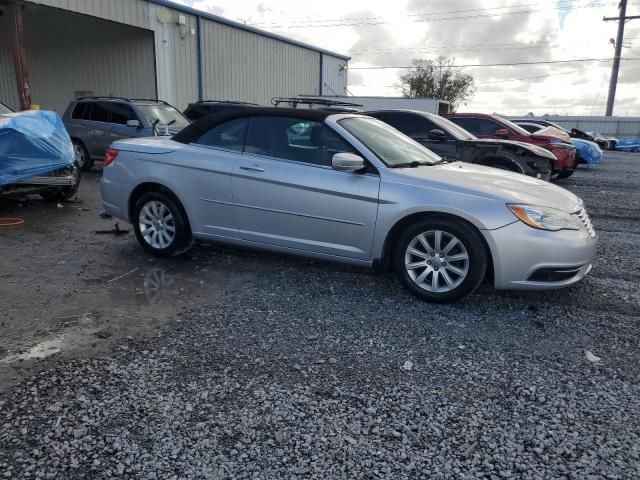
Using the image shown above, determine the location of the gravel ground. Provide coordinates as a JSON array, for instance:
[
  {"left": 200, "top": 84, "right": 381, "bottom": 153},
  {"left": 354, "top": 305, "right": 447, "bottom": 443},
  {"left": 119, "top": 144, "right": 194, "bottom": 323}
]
[{"left": 1, "top": 152, "right": 639, "bottom": 479}]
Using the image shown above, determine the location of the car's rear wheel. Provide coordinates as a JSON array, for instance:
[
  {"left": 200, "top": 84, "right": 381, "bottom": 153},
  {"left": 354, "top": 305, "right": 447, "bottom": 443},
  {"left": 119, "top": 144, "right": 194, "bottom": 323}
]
[
  {"left": 394, "top": 218, "right": 488, "bottom": 303},
  {"left": 477, "top": 154, "right": 525, "bottom": 175},
  {"left": 132, "top": 191, "right": 192, "bottom": 257},
  {"left": 72, "top": 140, "right": 94, "bottom": 172}
]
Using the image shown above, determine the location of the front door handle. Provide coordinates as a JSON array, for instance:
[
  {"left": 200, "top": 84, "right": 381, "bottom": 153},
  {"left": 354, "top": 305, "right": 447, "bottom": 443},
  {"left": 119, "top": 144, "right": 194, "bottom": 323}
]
[{"left": 240, "top": 164, "right": 264, "bottom": 172}]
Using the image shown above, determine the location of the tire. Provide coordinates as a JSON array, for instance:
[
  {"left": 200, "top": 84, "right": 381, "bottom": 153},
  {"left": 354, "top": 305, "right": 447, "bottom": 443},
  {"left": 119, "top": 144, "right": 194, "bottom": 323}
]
[
  {"left": 72, "top": 140, "right": 94, "bottom": 172},
  {"left": 476, "top": 155, "right": 526, "bottom": 175},
  {"left": 132, "top": 191, "right": 193, "bottom": 257},
  {"left": 556, "top": 168, "right": 575, "bottom": 179},
  {"left": 393, "top": 218, "right": 488, "bottom": 303}
]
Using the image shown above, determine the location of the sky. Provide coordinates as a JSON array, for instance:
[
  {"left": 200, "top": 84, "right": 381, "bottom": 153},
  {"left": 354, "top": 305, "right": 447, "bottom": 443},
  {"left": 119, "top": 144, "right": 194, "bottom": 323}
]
[{"left": 170, "top": 0, "right": 640, "bottom": 116}]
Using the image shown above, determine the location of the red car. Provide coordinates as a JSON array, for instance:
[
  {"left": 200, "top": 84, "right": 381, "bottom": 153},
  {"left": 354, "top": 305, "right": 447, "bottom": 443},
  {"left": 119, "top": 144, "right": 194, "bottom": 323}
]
[{"left": 445, "top": 113, "right": 577, "bottom": 178}]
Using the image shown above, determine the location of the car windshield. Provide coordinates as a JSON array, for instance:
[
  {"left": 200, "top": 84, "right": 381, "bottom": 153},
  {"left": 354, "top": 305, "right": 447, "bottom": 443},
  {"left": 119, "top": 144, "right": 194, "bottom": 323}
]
[
  {"left": 0, "top": 103, "right": 14, "bottom": 114},
  {"left": 137, "top": 104, "right": 189, "bottom": 128},
  {"left": 339, "top": 117, "right": 442, "bottom": 167},
  {"left": 429, "top": 114, "right": 476, "bottom": 141}
]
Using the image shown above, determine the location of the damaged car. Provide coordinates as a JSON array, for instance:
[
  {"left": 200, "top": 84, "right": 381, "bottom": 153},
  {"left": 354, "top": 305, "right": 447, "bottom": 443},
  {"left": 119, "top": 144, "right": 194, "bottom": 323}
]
[
  {"left": 366, "top": 110, "right": 557, "bottom": 180},
  {"left": 0, "top": 110, "right": 80, "bottom": 201}
]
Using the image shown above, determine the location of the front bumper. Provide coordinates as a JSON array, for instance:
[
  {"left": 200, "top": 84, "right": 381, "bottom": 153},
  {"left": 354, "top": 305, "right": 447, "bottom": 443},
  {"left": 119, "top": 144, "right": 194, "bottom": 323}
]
[
  {"left": 551, "top": 148, "right": 577, "bottom": 172},
  {"left": 482, "top": 220, "right": 596, "bottom": 290}
]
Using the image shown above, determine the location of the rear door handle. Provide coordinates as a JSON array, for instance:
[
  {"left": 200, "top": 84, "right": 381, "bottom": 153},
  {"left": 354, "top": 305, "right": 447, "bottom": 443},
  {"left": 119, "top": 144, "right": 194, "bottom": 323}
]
[{"left": 240, "top": 164, "right": 264, "bottom": 172}]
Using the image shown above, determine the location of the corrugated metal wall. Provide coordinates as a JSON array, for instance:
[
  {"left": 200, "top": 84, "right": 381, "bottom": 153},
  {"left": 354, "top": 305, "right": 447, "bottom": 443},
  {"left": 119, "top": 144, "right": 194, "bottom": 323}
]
[
  {"left": 22, "top": 6, "right": 156, "bottom": 114},
  {"left": 321, "top": 54, "right": 348, "bottom": 96},
  {"left": 0, "top": 10, "right": 19, "bottom": 110},
  {"left": 201, "top": 21, "right": 320, "bottom": 105},
  {"left": 148, "top": 3, "right": 199, "bottom": 110},
  {"left": 28, "top": 0, "right": 151, "bottom": 28},
  {"left": 5, "top": 0, "right": 347, "bottom": 111}
]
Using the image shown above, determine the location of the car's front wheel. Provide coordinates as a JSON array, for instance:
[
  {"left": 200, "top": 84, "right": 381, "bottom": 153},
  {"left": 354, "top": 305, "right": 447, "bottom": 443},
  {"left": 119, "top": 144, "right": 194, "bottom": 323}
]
[
  {"left": 72, "top": 140, "right": 94, "bottom": 172},
  {"left": 394, "top": 218, "right": 488, "bottom": 303},
  {"left": 132, "top": 191, "right": 193, "bottom": 257}
]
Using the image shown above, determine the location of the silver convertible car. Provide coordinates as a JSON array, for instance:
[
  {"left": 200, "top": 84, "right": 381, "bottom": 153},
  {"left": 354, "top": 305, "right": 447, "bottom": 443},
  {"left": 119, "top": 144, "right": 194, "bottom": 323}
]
[{"left": 101, "top": 108, "right": 596, "bottom": 303}]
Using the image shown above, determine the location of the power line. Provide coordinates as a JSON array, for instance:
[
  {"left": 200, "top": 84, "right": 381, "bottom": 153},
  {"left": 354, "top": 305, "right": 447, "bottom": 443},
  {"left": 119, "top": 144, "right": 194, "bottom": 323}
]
[
  {"left": 348, "top": 58, "right": 639, "bottom": 70},
  {"left": 251, "top": 3, "right": 617, "bottom": 29},
  {"left": 250, "top": 1, "right": 616, "bottom": 27},
  {"left": 349, "top": 41, "right": 554, "bottom": 54},
  {"left": 476, "top": 64, "right": 612, "bottom": 85},
  {"left": 350, "top": 44, "right": 556, "bottom": 56}
]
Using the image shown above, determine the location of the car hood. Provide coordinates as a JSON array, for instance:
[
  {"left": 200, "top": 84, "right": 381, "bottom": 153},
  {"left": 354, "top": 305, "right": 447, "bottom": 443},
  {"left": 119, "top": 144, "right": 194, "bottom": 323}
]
[
  {"left": 468, "top": 138, "right": 556, "bottom": 159},
  {"left": 387, "top": 161, "right": 581, "bottom": 212},
  {"left": 532, "top": 126, "right": 571, "bottom": 143}
]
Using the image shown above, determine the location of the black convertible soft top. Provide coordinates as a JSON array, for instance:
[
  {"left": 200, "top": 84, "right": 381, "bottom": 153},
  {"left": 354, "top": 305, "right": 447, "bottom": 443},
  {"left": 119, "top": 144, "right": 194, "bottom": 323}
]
[{"left": 173, "top": 107, "right": 334, "bottom": 144}]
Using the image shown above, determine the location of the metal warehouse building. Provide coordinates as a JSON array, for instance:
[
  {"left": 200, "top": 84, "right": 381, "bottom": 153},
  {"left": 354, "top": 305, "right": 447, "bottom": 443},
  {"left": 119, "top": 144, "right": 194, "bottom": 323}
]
[{"left": 0, "top": 0, "right": 350, "bottom": 113}]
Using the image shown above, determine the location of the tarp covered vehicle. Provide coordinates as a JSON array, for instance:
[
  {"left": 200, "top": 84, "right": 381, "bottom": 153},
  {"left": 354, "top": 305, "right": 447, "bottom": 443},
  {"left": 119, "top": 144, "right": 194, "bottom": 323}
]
[
  {"left": 572, "top": 138, "right": 602, "bottom": 165},
  {"left": 0, "top": 110, "right": 80, "bottom": 200}
]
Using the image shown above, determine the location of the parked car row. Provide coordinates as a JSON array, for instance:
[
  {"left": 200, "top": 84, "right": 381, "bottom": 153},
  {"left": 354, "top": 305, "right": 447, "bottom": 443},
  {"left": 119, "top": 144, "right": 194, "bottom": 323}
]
[
  {"left": 1, "top": 96, "right": 599, "bottom": 303},
  {"left": 101, "top": 106, "right": 597, "bottom": 303}
]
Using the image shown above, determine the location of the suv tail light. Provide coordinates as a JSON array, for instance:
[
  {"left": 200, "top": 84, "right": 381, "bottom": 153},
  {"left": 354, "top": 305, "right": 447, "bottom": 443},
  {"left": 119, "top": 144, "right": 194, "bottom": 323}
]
[{"left": 103, "top": 148, "right": 119, "bottom": 167}]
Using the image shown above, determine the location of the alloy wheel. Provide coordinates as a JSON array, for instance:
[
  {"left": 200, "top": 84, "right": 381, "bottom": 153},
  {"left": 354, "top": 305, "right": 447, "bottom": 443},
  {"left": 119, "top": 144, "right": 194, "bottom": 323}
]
[
  {"left": 138, "top": 200, "right": 176, "bottom": 250},
  {"left": 73, "top": 144, "right": 86, "bottom": 169},
  {"left": 404, "top": 230, "right": 470, "bottom": 293}
]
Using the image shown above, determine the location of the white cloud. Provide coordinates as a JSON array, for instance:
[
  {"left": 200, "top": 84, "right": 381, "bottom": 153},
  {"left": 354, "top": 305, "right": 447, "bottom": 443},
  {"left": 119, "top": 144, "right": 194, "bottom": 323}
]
[{"left": 180, "top": 0, "right": 640, "bottom": 115}]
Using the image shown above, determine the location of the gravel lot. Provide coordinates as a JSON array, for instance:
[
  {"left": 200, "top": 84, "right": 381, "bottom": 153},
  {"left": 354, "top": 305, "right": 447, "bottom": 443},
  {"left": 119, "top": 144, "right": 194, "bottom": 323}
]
[{"left": 1, "top": 152, "right": 639, "bottom": 479}]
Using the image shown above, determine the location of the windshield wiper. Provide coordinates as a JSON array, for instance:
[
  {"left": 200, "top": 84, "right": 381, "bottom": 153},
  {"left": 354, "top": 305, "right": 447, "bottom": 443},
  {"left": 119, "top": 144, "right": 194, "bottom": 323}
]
[
  {"left": 390, "top": 161, "right": 431, "bottom": 168},
  {"left": 432, "top": 156, "right": 454, "bottom": 165}
]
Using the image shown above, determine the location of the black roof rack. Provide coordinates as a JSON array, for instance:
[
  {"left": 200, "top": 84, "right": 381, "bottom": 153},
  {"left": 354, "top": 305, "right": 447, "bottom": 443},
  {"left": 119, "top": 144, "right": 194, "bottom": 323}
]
[
  {"left": 76, "top": 96, "right": 132, "bottom": 102},
  {"left": 271, "top": 97, "right": 363, "bottom": 109},
  {"left": 130, "top": 98, "right": 171, "bottom": 105},
  {"left": 75, "top": 96, "right": 172, "bottom": 106}
]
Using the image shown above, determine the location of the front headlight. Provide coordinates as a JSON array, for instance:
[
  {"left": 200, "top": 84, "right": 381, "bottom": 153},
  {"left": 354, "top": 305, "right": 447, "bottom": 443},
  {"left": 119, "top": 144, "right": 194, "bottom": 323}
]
[
  {"left": 548, "top": 139, "right": 574, "bottom": 149},
  {"left": 507, "top": 204, "right": 580, "bottom": 231}
]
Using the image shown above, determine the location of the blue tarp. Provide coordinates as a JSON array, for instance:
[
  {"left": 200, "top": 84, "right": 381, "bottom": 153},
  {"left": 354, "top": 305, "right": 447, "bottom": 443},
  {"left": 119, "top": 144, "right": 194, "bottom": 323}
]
[
  {"left": 615, "top": 139, "right": 640, "bottom": 153},
  {"left": 572, "top": 138, "right": 602, "bottom": 166},
  {"left": 0, "top": 110, "right": 74, "bottom": 187}
]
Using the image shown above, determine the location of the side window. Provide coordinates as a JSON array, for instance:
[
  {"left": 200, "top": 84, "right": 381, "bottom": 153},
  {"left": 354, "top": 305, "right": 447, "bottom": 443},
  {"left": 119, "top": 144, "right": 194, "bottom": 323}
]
[
  {"left": 449, "top": 117, "right": 480, "bottom": 133},
  {"left": 110, "top": 103, "right": 138, "bottom": 125},
  {"left": 90, "top": 102, "right": 112, "bottom": 123},
  {"left": 195, "top": 117, "right": 249, "bottom": 152},
  {"left": 372, "top": 113, "right": 421, "bottom": 136},
  {"left": 72, "top": 103, "right": 89, "bottom": 120},
  {"left": 519, "top": 124, "right": 541, "bottom": 133},
  {"left": 245, "top": 116, "right": 354, "bottom": 167},
  {"left": 475, "top": 119, "right": 506, "bottom": 135}
]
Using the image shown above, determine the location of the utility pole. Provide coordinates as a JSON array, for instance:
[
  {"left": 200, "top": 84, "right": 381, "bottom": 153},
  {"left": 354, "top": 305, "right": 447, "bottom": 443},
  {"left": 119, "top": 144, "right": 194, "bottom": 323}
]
[{"left": 603, "top": 0, "right": 640, "bottom": 116}]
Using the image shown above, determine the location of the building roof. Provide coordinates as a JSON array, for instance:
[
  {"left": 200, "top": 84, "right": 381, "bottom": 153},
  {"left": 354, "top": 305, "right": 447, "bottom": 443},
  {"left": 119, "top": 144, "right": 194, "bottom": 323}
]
[
  {"left": 149, "top": 0, "right": 350, "bottom": 61},
  {"left": 173, "top": 107, "right": 333, "bottom": 144}
]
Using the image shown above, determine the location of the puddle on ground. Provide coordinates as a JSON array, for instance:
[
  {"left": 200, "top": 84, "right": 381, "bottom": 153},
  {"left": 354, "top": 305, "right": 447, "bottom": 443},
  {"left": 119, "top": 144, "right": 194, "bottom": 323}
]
[
  {"left": 2, "top": 338, "right": 65, "bottom": 362},
  {"left": 1, "top": 260, "right": 252, "bottom": 383}
]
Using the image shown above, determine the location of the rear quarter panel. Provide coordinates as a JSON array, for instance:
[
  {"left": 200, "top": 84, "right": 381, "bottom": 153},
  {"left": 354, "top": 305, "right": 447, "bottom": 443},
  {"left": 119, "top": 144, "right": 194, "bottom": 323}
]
[{"left": 101, "top": 143, "right": 238, "bottom": 236}]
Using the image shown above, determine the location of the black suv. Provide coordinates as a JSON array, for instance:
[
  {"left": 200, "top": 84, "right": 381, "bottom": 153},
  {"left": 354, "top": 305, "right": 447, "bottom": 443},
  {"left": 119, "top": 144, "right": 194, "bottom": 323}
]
[
  {"left": 366, "top": 109, "right": 557, "bottom": 180},
  {"left": 183, "top": 100, "right": 259, "bottom": 121}
]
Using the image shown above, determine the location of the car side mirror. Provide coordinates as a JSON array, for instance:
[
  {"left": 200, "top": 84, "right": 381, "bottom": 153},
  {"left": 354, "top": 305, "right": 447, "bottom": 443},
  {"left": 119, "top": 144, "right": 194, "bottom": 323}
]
[
  {"left": 427, "top": 129, "right": 447, "bottom": 142},
  {"left": 126, "top": 120, "right": 141, "bottom": 128},
  {"left": 332, "top": 152, "right": 365, "bottom": 172},
  {"left": 495, "top": 128, "right": 510, "bottom": 138}
]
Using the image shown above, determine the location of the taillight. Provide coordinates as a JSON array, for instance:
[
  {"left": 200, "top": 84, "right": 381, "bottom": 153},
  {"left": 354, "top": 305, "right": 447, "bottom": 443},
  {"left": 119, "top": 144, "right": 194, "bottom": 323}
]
[{"left": 103, "top": 148, "right": 119, "bottom": 167}]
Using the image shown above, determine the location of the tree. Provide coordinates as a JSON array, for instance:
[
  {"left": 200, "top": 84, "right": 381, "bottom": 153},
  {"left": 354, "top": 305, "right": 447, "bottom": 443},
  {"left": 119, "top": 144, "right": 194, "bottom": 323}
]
[{"left": 398, "top": 56, "right": 475, "bottom": 110}]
